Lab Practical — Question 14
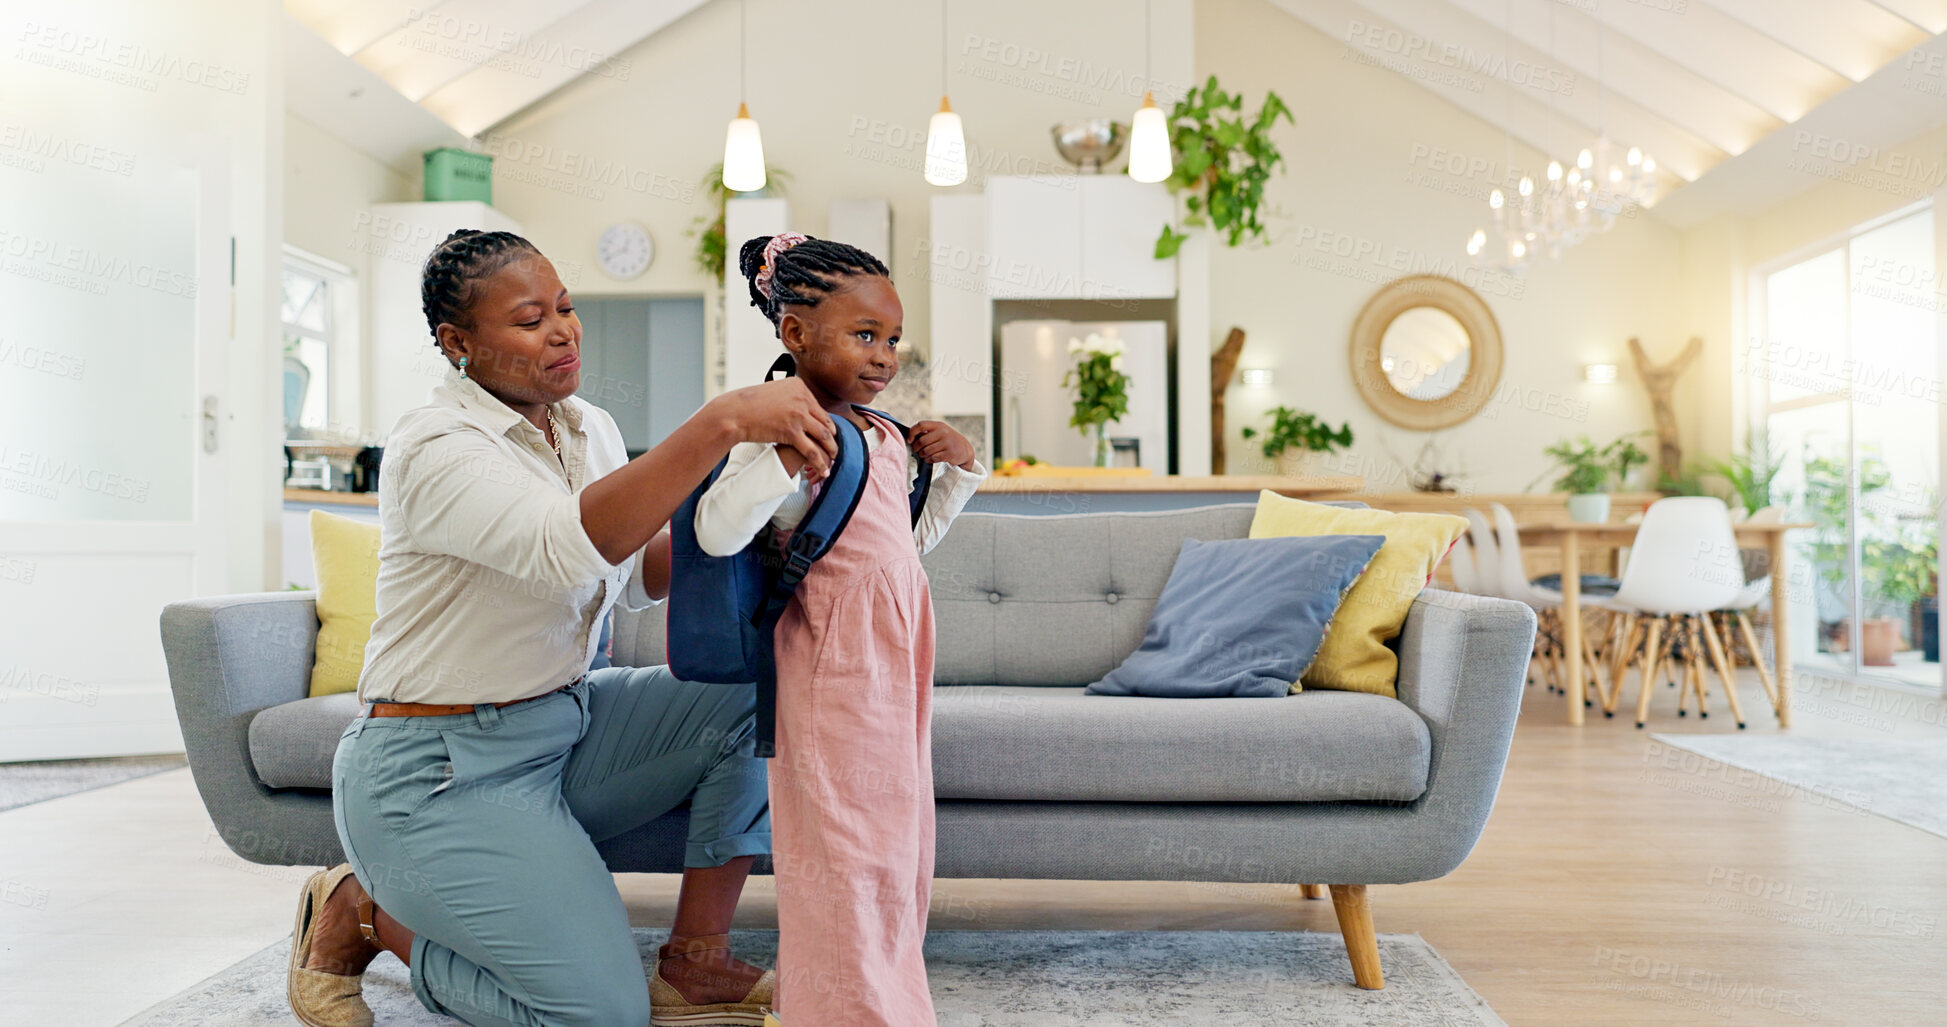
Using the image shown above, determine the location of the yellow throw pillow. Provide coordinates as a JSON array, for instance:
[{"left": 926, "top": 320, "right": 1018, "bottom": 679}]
[
  {"left": 1249, "top": 492, "right": 1467, "bottom": 697},
  {"left": 308, "top": 509, "right": 382, "bottom": 697}
]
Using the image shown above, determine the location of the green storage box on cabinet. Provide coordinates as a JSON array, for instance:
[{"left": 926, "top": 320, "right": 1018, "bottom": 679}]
[{"left": 423, "top": 148, "right": 493, "bottom": 204}]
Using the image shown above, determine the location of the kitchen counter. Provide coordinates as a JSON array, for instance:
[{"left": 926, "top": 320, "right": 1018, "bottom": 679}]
[
  {"left": 966, "top": 474, "right": 1365, "bottom": 515},
  {"left": 283, "top": 488, "right": 378, "bottom": 507},
  {"left": 976, "top": 474, "right": 1364, "bottom": 494}
]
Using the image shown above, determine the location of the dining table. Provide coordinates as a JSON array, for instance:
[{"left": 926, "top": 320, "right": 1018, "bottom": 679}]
[{"left": 1512, "top": 519, "right": 1813, "bottom": 727}]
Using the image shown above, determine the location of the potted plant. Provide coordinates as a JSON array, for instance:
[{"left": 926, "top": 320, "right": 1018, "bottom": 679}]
[
  {"left": 1862, "top": 530, "right": 1934, "bottom": 667},
  {"left": 1062, "top": 333, "right": 1131, "bottom": 466},
  {"left": 1241, "top": 406, "right": 1354, "bottom": 477},
  {"left": 1537, "top": 433, "right": 1650, "bottom": 523},
  {"left": 1706, "top": 436, "right": 1784, "bottom": 517},
  {"left": 1801, "top": 452, "right": 1893, "bottom": 655},
  {"left": 1151, "top": 76, "right": 1294, "bottom": 259}
]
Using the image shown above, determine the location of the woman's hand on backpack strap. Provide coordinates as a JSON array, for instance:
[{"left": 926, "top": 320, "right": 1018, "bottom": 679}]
[
  {"left": 711, "top": 378, "right": 837, "bottom": 481},
  {"left": 910, "top": 420, "right": 978, "bottom": 471}
]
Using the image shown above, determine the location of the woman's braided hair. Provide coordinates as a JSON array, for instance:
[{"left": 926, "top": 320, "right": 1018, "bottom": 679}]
[
  {"left": 736, "top": 234, "right": 889, "bottom": 336},
  {"left": 420, "top": 229, "right": 542, "bottom": 360}
]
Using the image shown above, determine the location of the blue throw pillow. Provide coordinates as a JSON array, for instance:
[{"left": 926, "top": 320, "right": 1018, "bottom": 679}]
[{"left": 1085, "top": 534, "right": 1386, "bottom": 698}]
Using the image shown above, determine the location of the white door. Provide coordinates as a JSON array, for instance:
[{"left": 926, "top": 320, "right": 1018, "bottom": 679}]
[{"left": 0, "top": 148, "right": 231, "bottom": 760}]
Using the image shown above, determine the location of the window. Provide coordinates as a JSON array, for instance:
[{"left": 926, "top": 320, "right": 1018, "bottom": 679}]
[
  {"left": 281, "top": 258, "right": 333, "bottom": 436},
  {"left": 1753, "top": 205, "right": 1940, "bottom": 692}
]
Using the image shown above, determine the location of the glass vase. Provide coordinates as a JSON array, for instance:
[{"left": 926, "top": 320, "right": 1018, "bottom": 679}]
[{"left": 1092, "top": 423, "right": 1109, "bottom": 467}]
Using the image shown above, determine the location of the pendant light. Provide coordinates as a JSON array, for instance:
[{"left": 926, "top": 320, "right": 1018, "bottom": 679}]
[
  {"left": 1127, "top": 0, "right": 1172, "bottom": 184},
  {"left": 924, "top": 0, "right": 967, "bottom": 186},
  {"left": 722, "top": 0, "right": 766, "bottom": 192}
]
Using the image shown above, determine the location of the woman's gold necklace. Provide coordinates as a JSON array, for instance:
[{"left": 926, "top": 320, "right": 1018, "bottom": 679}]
[{"left": 544, "top": 409, "right": 565, "bottom": 467}]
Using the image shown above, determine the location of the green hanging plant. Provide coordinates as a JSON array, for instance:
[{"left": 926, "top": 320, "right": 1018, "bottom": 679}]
[
  {"left": 1152, "top": 75, "right": 1294, "bottom": 259},
  {"left": 688, "top": 162, "right": 792, "bottom": 280}
]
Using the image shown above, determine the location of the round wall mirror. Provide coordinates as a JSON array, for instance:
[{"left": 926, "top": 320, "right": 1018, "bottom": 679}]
[{"left": 1350, "top": 275, "right": 1503, "bottom": 430}]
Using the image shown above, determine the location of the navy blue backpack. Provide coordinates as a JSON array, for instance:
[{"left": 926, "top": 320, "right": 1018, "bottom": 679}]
[{"left": 668, "top": 355, "right": 931, "bottom": 757}]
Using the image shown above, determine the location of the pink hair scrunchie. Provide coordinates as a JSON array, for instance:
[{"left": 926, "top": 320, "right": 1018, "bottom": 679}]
[{"left": 753, "top": 231, "right": 810, "bottom": 302}]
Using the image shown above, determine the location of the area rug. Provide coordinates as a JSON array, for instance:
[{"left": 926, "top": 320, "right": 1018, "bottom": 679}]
[
  {"left": 1652, "top": 733, "right": 1947, "bottom": 840},
  {"left": 122, "top": 928, "right": 1504, "bottom": 1026},
  {"left": 0, "top": 755, "right": 187, "bottom": 813}
]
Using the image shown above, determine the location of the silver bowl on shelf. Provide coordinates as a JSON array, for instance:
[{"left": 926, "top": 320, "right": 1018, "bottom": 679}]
[{"left": 1051, "top": 118, "right": 1128, "bottom": 172}]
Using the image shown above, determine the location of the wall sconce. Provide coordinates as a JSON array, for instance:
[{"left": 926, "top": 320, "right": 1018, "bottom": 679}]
[
  {"left": 1583, "top": 363, "right": 1619, "bottom": 385},
  {"left": 1240, "top": 368, "right": 1274, "bottom": 386}
]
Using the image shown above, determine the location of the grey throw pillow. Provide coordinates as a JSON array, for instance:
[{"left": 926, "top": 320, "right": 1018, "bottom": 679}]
[{"left": 1085, "top": 534, "right": 1386, "bottom": 698}]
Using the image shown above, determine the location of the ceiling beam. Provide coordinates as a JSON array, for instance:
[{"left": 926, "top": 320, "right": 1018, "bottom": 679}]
[
  {"left": 1650, "top": 33, "right": 1947, "bottom": 228},
  {"left": 416, "top": 0, "right": 710, "bottom": 137},
  {"left": 1860, "top": 0, "right": 1943, "bottom": 34},
  {"left": 1695, "top": 0, "right": 1930, "bottom": 83},
  {"left": 1439, "top": 0, "right": 1780, "bottom": 156},
  {"left": 1333, "top": 0, "right": 1726, "bottom": 178},
  {"left": 282, "top": 13, "right": 466, "bottom": 173},
  {"left": 1267, "top": 0, "right": 1700, "bottom": 189},
  {"left": 285, "top": 0, "right": 448, "bottom": 56},
  {"left": 350, "top": 0, "right": 609, "bottom": 102}
]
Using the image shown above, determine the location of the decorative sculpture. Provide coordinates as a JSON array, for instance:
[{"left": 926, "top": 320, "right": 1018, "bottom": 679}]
[
  {"left": 1627, "top": 336, "right": 1701, "bottom": 486},
  {"left": 1211, "top": 326, "right": 1247, "bottom": 473}
]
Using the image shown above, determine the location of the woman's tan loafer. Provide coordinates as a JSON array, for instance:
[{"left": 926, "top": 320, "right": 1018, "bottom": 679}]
[
  {"left": 649, "top": 933, "right": 776, "bottom": 1026},
  {"left": 287, "top": 864, "right": 375, "bottom": 1027}
]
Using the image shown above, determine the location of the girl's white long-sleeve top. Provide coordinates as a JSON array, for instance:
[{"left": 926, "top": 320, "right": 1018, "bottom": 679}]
[{"left": 694, "top": 422, "right": 987, "bottom": 558}]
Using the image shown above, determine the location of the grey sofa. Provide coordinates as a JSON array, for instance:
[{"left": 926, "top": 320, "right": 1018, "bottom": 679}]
[{"left": 162, "top": 503, "right": 1534, "bottom": 990}]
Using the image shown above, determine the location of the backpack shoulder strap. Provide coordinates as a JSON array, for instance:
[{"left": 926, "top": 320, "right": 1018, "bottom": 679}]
[
  {"left": 851, "top": 404, "right": 932, "bottom": 528},
  {"left": 771, "top": 412, "right": 870, "bottom": 596}
]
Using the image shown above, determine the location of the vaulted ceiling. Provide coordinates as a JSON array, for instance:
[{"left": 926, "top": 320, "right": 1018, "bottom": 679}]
[
  {"left": 286, "top": 0, "right": 1947, "bottom": 225},
  {"left": 1269, "top": 0, "right": 1947, "bottom": 224},
  {"left": 285, "top": 0, "right": 710, "bottom": 138}
]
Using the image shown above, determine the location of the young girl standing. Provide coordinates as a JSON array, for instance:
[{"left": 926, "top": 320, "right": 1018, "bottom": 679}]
[{"left": 692, "top": 233, "right": 986, "bottom": 1026}]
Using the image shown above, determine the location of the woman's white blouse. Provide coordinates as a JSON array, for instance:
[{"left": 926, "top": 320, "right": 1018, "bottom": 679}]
[
  {"left": 356, "top": 371, "right": 662, "bottom": 706},
  {"left": 694, "top": 425, "right": 987, "bottom": 558}
]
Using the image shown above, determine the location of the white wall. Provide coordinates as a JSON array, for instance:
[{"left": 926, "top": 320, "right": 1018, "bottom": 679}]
[
  {"left": 474, "top": 0, "right": 1195, "bottom": 391},
  {"left": 1198, "top": 0, "right": 1686, "bottom": 492}
]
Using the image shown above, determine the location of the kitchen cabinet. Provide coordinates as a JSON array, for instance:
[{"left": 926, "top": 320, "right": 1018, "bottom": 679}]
[{"left": 985, "top": 175, "right": 1175, "bottom": 301}]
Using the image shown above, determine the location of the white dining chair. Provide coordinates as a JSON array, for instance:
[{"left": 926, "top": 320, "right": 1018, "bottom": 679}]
[
  {"left": 1710, "top": 505, "right": 1785, "bottom": 719},
  {"left": 1446, "top": 535, "right": 1482, "bottom": 594},
  {"left": 1461, "top": 508, "right": 1504, "bottom": 599},
  {"left": 1599, "top": 497, "right": 1752, "bottom": 728},
  {"left": 1491, "top": 503, "right": 1608, "bottom": 709}
]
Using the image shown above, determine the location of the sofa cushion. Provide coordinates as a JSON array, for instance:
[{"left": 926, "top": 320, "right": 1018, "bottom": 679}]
[
  {"left": 1248, "top": 493, "right": 1468, "bottom": 698},
  {"left": 308, "top": 510, "right": 382, "bottom": 697},
  {"left": 249, "top": 691, "right": 362, "bottom": 789},
  {"left": 1086, "top": 534, "right": 1385, "bottom": 698},
  {"left": 247, "top": 684, "right": 1434, "bottom": 802},
  {"left": 931, "top": 685, "right": 1431, "bottom": 802}
]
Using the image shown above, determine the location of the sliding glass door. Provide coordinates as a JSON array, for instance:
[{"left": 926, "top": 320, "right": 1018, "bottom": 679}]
[{"left": 1757, "top": 206, "right": 1941, "bottom": 692}]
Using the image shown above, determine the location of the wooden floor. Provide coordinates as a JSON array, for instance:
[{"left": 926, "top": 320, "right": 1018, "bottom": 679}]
[{"left": 3, "top": 668, "right": 1943, "bottom": 1025}]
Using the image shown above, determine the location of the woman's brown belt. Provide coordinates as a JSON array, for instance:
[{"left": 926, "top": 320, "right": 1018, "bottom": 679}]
[{"left": 365, "top": 676, "right": 584, "bottom": 718}]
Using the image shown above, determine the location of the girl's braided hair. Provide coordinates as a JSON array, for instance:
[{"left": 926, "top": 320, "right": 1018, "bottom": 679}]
[
  {"left": 419, "top": 229, "right": 542, "bottom": 360},
  {"left": 736, "top": 234, "right": 889, "bottom": 336}
]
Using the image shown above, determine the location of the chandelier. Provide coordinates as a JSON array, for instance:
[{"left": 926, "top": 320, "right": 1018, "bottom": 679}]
[{"left": 1466, "top": 3, "right": 1656, "bottom": 273}]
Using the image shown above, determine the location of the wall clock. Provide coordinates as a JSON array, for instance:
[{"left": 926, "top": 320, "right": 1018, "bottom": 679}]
[{"left": 597, "top": 222, "right": 654, "bottom": 279}]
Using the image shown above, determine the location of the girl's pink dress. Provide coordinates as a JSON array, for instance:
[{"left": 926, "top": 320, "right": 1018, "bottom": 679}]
[{"left": 769, "top": 409, "right": 937, "bottom": 1026}]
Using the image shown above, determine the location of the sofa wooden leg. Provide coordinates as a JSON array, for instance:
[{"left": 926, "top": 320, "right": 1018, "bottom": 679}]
[
  {"left": 1300, "top": 883, "right": 1327, "bottom": 899},
  {"left": 1327, "top": 884, "right": 1384, "bottom": 990}
]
